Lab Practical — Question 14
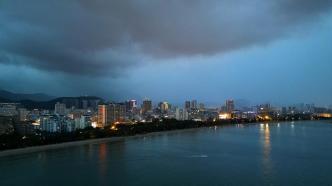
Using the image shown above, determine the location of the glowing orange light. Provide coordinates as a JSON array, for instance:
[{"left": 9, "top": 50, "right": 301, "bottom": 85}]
[{"left": 219, "top": 113, "right": 231, "bottom": 120}]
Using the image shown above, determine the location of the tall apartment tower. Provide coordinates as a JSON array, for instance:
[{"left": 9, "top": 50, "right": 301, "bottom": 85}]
[
  {"left": 185, "top": 101, "right": 191, "bottom": 110},
  {"left": 225, "top": 100, "right": 235, "bottom": 113},
  {"left": 191, "top": 100, "right": 197, "bottom": 109},
  {"left": 142, "top": 99, "right": 152, "bottom": 114},
  {"left": 107, "top": 103, "right": 126, "bottom": 124},
  {"left": 160, "top": 102, "right": 169, "bottom": 113},
  {"left": 97, "top": 105, "right": 107, "bottom": 128},
  {"left": 55, "top": 102, "right": 66, "bottom": 115}
]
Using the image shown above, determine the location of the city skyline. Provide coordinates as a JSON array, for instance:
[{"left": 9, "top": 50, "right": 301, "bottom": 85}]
[
  {"left": 1, "top": 1, "right": 332, "bottom": 106},
  {"left": 1, "top": 2, "right": 332, "bottom": 185},
  {"left": 0, "top": 88, "right": 331, "bottom": 108}
]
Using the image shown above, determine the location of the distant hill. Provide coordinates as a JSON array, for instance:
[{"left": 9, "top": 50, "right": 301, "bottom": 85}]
[
  {"left": 20, "top": 96, "right": 104, "bottom": 110},
  {"left": 0, "top": 89, "right": 55, "bottom": 102},
  {"left": 1, "top": 96, "right": 104, "bottom": 110},
  {"left": 0, "top": 90, "right": 104, "bottom": 110}
]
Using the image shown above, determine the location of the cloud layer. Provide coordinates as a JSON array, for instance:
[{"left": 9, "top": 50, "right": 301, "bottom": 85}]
[{"left": 0, "top": 0, "right": 332, "bottom": 76}]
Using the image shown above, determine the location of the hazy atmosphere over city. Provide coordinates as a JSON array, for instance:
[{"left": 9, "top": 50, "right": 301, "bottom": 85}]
[
  {"left": 1, "top": 0, "right": 332, "bottom": 106},
  {"left": 2, "top": 1, "right": 332, "bottom": 186}
]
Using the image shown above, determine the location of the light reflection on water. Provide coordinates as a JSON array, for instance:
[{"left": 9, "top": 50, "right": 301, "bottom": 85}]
[
  {"left": 260, "top": 123, "right": 273, "bottom": 183},
  {"left": 1, "top": 121, "right": 332, "bottom": 186},
  {"left": 98, "top": 143, "right": 108, "bottom": 184}
]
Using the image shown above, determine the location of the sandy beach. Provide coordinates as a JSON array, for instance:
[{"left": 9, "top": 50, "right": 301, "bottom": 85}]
[
  {"left": 0, "top": 128, "right": 200, "bottom": 158},
  {"left": 1, "top": 121, "right": 319, "bottom": 158}
]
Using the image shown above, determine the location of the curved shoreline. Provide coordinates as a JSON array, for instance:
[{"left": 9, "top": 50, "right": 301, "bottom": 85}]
[
  {"left": 0, "top": 128, "right": 200, "bottom": 158},
  {"left": 0, "top": 120, "right": 327, "bottom": 158}
]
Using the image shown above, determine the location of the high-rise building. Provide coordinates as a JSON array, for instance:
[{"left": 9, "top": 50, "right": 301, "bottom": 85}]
[
  {"left": 107, "top": 103, "right": 126, "bottom": 124},
  {"left": 191, "top": 100, "right": 197, "bottom": 109},
  {"left": 55, "top": 102, "right": 66, "bottom": 115},
  {"left": 306, "top": 104, "right": 315, "bottom": 113},
  {"left": 125, "top": 100, "right": 137, "bottom": 112},
  {"left": 226, "top": 100, "right": 235, "bottom": 113},
  {"left": 98, "top": 103, "right": 126, "bottom": 127},
  {"left": 78, "top": 115, "right": 91, "bottom": 129},
  {"left": 97, "top": 105, "right": 107, "bottom": 128},
  {"left": 257, "top": 104, "right": 271, "bottom": 115},
  {"left": 18, "top": 108, "right": 29, "bottom": 121},
  {"left": 64, "top": 120, "right": 75, "bottom": 132},
  {"left": 142, "top": 99, "right": 152, "bottom": 114},
  {"left": 185, "top": 101, "right": 191, "bottom": 110},
  {"left": 175, "top": 108, "right": 189, "bottom": 121},
  {"left": 160, "top": 102, "right": 169, "bottom": 113},
  {"left": 40, "top": 115, "right": 59, "bottom": 132}
]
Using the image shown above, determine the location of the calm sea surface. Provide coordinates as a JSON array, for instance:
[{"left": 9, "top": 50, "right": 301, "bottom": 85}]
[{"left": 1, "top": 121, "right": 332, "bottom": 186}]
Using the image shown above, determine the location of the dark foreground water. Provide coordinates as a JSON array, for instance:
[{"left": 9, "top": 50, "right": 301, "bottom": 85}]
[{"left": 1, "top": 121, "right": 332, "bottom": 186}]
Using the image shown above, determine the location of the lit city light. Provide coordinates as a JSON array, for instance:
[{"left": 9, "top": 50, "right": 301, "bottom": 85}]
[
  {"left": 0, "top": 1, "right": 332, "bottom": 185},
  {"left": 219, "top": 113, "right": 231, "bottom": 120}
]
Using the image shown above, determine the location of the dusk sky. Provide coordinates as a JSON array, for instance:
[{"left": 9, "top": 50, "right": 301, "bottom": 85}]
[{"left": 0, "top": 0, "right": 332, "bottom": 106}]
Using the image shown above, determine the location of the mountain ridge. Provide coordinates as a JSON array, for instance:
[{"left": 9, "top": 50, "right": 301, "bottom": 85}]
[
  {"left": 0, "top": 89, "right": 55, "bottom": 102},
  {"left": 0, "top": 89, "right": 104, "bottom": 110}
]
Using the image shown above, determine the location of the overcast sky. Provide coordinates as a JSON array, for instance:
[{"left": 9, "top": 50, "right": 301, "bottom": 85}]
[{"left": 0, "top": 0, "right": 332, "bottom": 106}]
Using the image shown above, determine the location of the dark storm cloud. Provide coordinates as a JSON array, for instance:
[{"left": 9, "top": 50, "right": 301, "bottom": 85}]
[{"left": 0, "top": 0, "right": 332, "bottom": 76}]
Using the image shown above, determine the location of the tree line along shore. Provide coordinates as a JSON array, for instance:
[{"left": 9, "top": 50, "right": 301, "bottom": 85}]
[{"left": 1, "top": 115, "right": 330, "bottom": 152}]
